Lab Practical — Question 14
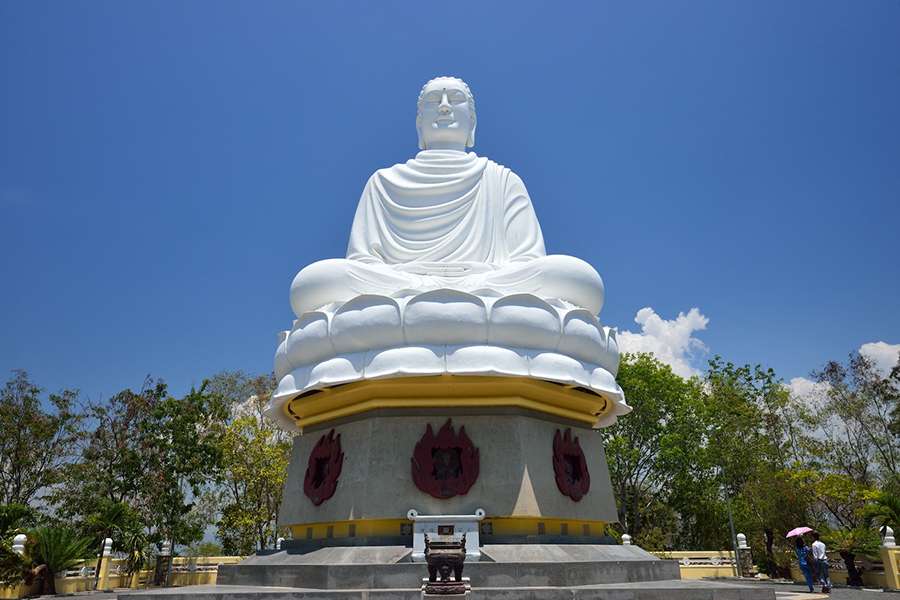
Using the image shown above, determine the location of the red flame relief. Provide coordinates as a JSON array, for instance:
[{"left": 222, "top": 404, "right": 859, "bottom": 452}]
[
  {"left": 411, "top": 419, "right": 480, "bottom": 499},
  {"left": 303, "top": 429, "right": 344, "bottom": 506},
  {"left": 553, "top": 428, "right": 591, "bottom": 502}
]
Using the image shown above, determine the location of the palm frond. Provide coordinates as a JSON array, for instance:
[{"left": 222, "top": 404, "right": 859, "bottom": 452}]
[
  {"left": 865, "top": 490, "right": 900, "bottom": 529},
  {"left": 31, "top": 527, "right": 93, "bottom": 575}
]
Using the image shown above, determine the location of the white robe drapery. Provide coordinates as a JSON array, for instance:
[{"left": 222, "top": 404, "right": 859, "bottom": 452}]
[
  {"left": 289, "top": 150, "right": 605, "bottom": 316},
  {"left": 346, "top": 150, "right": 546, "bottom": 265}
]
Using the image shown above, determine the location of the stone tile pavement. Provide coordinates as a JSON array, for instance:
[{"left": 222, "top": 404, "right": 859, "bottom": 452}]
[
  {"left": 727, "top": 579, "right": 899, "bottom": 599},
  {"left": 33, "top": 581, "right": 899, "bottom": 600}
]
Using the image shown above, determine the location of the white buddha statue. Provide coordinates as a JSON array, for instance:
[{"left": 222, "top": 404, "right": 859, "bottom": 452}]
[{"left": 289, "top": 76, "right": 605, "bottom": 318}]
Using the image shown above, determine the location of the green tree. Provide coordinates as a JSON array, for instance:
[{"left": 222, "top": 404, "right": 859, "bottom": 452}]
[
  {"left": 51, "top": 378, "right": 228, "bottom": 554},
  {"left": 824, "top": 527, "right": 881, "bottom": 587},
  {"left": 0, "top": 543, "right": 27, "bottom": 586},
  {"left": 0, "top": 503, "right": 38, "bottom": 541},
  {"left": 120, "top": 529, "right": 149, "bottom": 576},
  {"left": 50, "top": 379, "right": 167, "bottom": 568},
  {"left": 811, "top": 353, "right": 899, "bottom": 486},
  {"left": 734, "top": 470, "right": 812, "bottom": 577},
  {"left": 600, "top": 353, "right": 705, "bottom": 546},
  {"left": 699, "top": 358, "right": 810, "bottom": 568},
  {"left": 208, "top": 372, "right": 290, "bottom": 554},
  {"left": 80, "top": 500, "right": 143, "bottom": 590},
  {"left": 54, "top": 381, "right": 166, "bottom": 511},
  {"left": 865, "top": 489, "right": 900, "bottom": 531},
  {"left": 0, "top": 371, "right": 82, "bottom": 506},
  {"left": 140, "top": 382, "right": 228, "bottom": 551},
  {"left": 30, "top": 527, "right": 93, "bottom": 595},
  {"left": 789, "top": 470, "right": 874, "bottom": 531},
  {"left": 188, "top": 541, "right": 224, "bottom": 557}
]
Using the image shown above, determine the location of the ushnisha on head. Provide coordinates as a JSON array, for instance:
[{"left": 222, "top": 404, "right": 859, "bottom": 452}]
[{"left": 416, "top": 76, "right": 476, "bottom": 151}]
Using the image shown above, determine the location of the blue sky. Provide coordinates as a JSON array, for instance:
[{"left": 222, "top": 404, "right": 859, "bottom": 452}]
[{"left": 2, "top": 1, "right": 899, "bottom": 401}]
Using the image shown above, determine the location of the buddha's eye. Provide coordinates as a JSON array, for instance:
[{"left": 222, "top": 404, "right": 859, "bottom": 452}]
[
  {"left": 447, "top": 91, "right": 467, "bottom": 104},
  {"left": 423, "top": 90, "right": 467, "bottom": 105}
]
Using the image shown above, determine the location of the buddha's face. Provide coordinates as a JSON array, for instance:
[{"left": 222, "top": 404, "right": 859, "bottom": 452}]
[{"left": 417, "top": 78, "right": 475, "bottom": 151}]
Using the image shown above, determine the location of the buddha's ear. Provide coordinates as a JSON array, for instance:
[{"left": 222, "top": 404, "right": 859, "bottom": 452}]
[
  {"left": 466, "top": 122, "right": 476, "bottom": 148},
  {"left": 417, "top": 121, "right": 426, "bottom": 150}
]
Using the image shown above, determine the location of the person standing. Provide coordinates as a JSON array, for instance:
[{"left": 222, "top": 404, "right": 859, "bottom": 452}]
[
  {"left": 795, "top": 536, "right": 815, "bottom": 593},
  {"left": 811, "top": 532, "right": 832, "bottom": 593}
]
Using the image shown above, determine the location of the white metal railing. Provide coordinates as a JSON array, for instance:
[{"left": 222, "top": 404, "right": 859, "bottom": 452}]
[{"left": 677, "top": 554, "right": 737, "bottom": 567}]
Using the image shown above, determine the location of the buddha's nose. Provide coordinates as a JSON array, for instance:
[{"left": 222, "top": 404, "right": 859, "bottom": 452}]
[{"left": 438, "top": 91, "right": 452, "bottom": 114}]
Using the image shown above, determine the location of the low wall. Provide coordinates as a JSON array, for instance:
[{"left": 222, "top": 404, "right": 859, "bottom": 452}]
[
  {"left": 651, "top": 550, "right": 741, "bottom": 579},
  {"left": 0, "top": 584, "right": 33, "bottom": 600},
  {"left": 0, "top": 556, "right": 243, "bottom": 599},
  {"left": 789, "top": 554, "right": 887, "bottom": 589},
  {"left": 655, "top": 545, "right": 900, "bottom": 590},
  {"left": 7, "top": 547, "right": 900, "bottom": 595},
  {"left": 883, "top": 546, "right": 900, "bottom": 590}
]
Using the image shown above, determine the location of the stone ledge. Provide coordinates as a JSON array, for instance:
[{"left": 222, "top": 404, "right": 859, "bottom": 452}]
[
  {"left": 120, "top": 580, "right": 775, "bottom": 599},
  {"left": 215, "top": 545, "right": 682, "bottom": 590}
]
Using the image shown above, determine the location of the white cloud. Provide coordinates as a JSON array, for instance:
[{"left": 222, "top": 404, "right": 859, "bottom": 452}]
[
  {"left": 786, "top": 341, "right": 898, "bottom": 401},
  {"left": 858, "top": 341, "right": 900, "bottom": 377},
  {"left": 617, "top": 307, "right": 709, "bottom": 378},
  {"left": 230, "top": 394, "right": 266, "bottom": 422},
  {"left": 786, "top": 377, "right": 829, "bottom": 402}
]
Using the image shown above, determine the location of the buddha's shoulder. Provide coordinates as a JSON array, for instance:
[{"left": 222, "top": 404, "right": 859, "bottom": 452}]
[
  {"left": 475, "top": 156, "right": 524, "bottom": 178},
  {"left": 363, "top": 153, "right": 522, "bottom": 182},
  {"left": 484, "top": 159, "right": 526, "bottom": 187}
]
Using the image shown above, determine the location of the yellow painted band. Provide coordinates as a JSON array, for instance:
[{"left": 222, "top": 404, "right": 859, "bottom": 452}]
[
  {"left": 289, "top": 518, "right": 407, "bottom": 541},
  {"left": 285, "top": 375, "right": 610, "bottom": 431},
  {"left": 287, "top": 516, "right": 609, "bottom": 541},
  {"left": 298, "top": 396, "right": 597, "bottom": 429},
  {"left": 487, "top": 517, "right": 608, "bottom": 537}
]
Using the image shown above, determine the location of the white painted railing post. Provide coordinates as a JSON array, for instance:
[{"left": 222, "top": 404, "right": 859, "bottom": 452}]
[
  {"left": 159, "top": 540, "right": 173, "bottom": 587},
  {"left": 12, "top": 534, "right": 27, "bottom": 555},
  {"left": 97, "top": 538, "right": 113, "bottom": 590},
  {"left": 621, "top": 534, "right": 632, "bottom": 546},
  {"left": 276, "top": 537, "right": 285, "bottom": 550},
  {"left": 734, "top": 532, "right": 751, "bottom": 578},
  {"left": 883, "top": 525, "right": 896, "bottom": 547}
]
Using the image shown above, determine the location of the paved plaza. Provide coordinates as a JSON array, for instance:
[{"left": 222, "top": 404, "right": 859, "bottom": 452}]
[
  {"left": 44, "top": 580, "right": 900, "bottom": 600},
  {"left": 738, "top": 579, "right": 898, "bottom": 599}
]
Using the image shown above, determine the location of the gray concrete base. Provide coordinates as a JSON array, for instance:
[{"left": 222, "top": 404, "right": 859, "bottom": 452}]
[
  {"left": 216, "top": 545, "right": 680, "bottom": 589},
  {"left": 280, "top": 414, "right": 619, "bottom": 527},
  {"left": 117, "top": 545, "right": 775, "bottom": 599},
  {"left": 120, "top": 580, "right": 775, "bottom": 599}
]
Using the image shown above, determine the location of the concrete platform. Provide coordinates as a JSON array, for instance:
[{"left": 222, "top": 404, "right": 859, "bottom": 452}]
[
  {"left": 120, "top": 580, "right": 776, "bottom": 599},
  {"left": 216, "top": 545, "right": 681, "bottom": 589},
  {"left": 117, "top": 544, "right": 776, "bottom": 599}
]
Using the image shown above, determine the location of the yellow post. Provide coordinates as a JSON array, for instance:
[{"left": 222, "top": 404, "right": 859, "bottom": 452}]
[
  {"left": 129, "top": 570, "right": 140, "bottom": 589},
  {"left": 96, "top": 538, "right": 113, "bottom": 591},
  {"left": 882, "top": 545, "right": 900, "bottom": 591}
]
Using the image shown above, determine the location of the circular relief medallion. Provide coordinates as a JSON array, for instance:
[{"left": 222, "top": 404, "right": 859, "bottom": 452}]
[
  {"left": 303, "top": 429, "right": 344, "bottom": 506},
  {"left": 553, "top": 428, "right": 590, "bottom": 501},
  {"left": 411, "top": 419, "right": 480, "bottom": 499}
]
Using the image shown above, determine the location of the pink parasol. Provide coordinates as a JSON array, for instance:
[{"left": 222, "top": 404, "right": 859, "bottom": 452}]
[{"left": 785, "top": 526, "right": 813, "bottom": 538}]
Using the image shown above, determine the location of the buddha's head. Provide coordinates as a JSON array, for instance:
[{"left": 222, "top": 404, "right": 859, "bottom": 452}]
[{"left": 416, "top": 76, "right": 476, "bottom": 151}]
